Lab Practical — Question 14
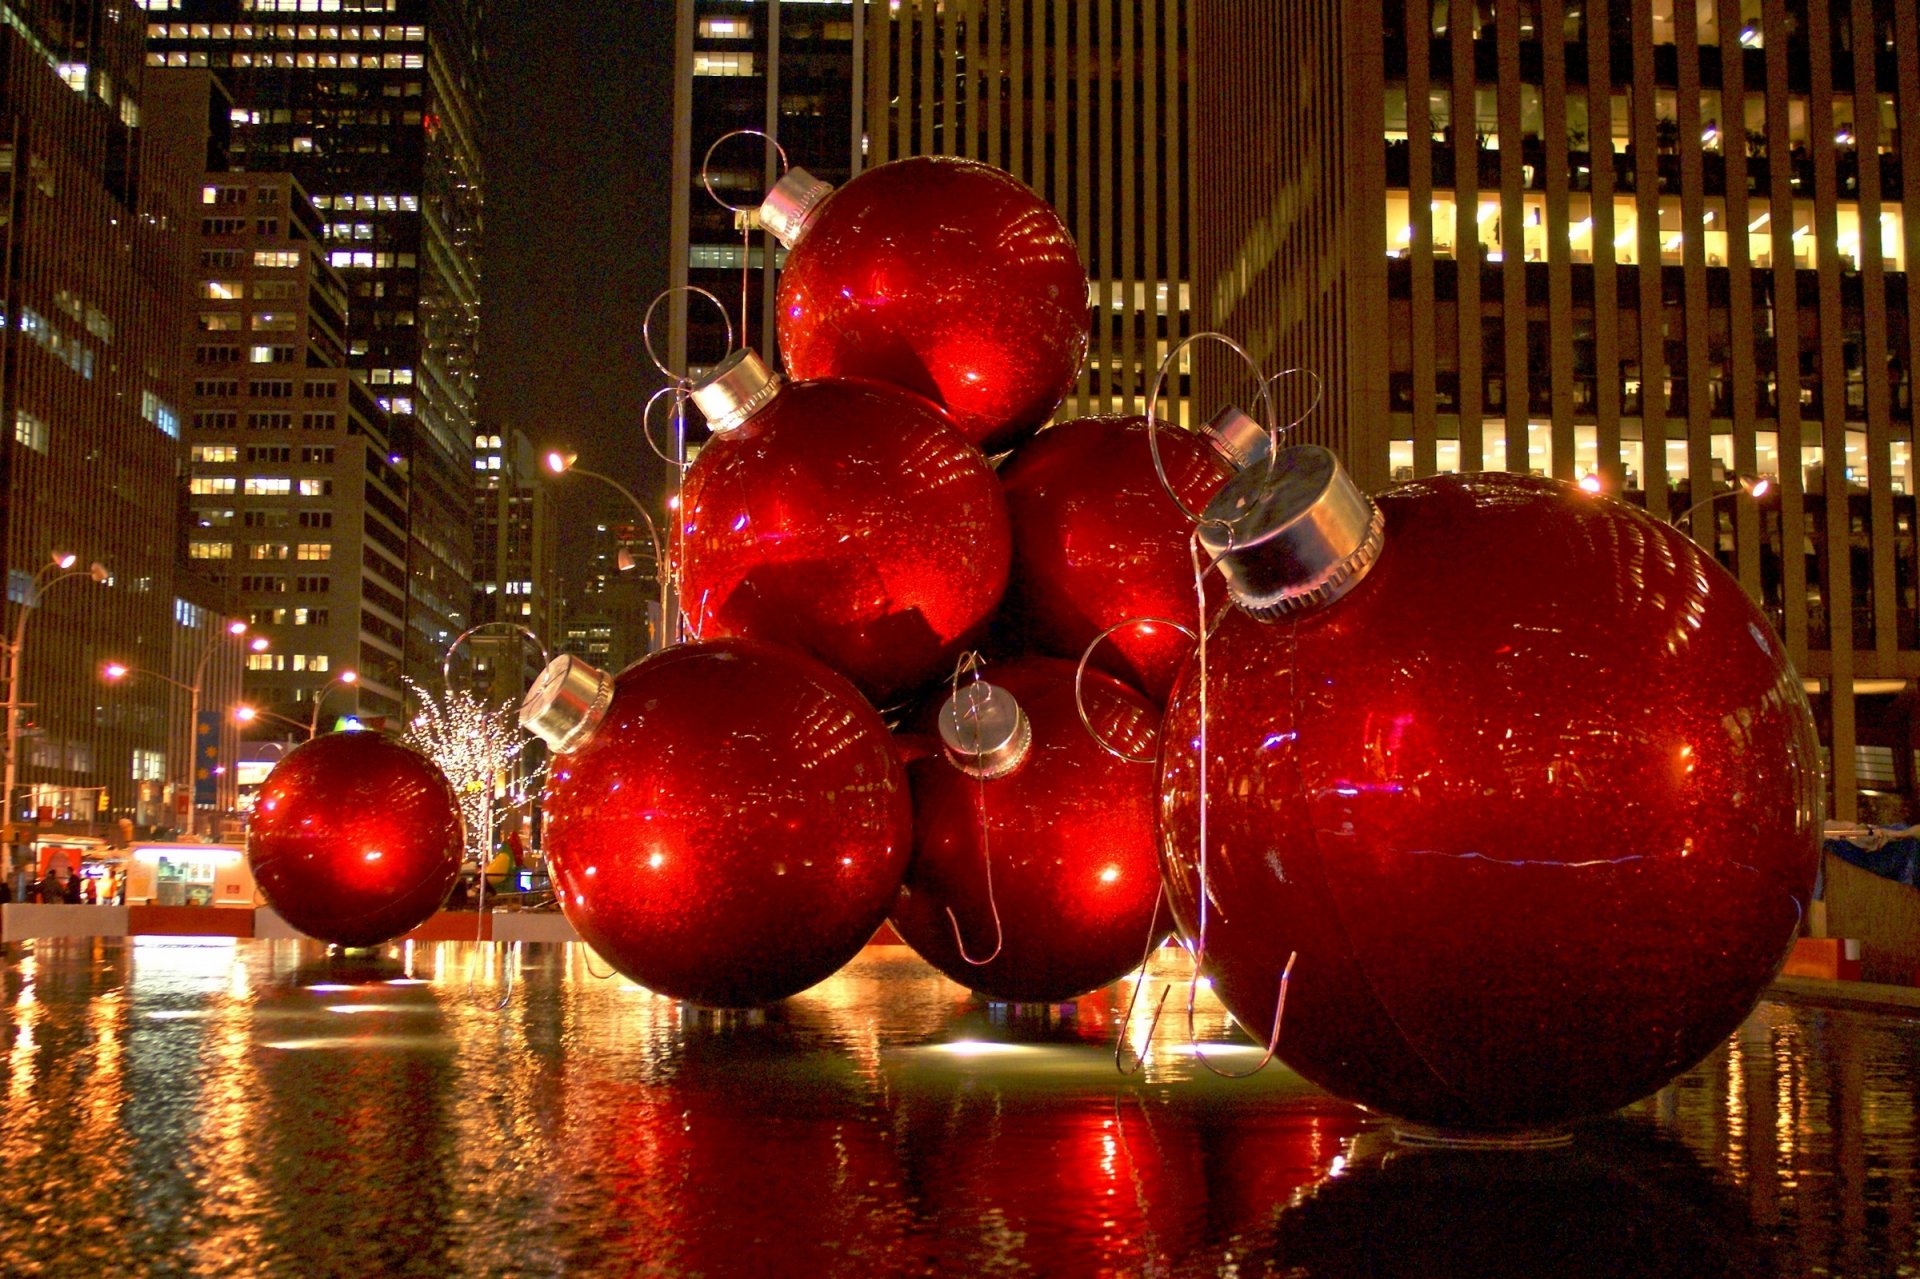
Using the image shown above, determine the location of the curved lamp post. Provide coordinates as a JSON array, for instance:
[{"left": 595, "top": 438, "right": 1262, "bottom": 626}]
[
  {"left": 2, "top": 553, "right": 109, "bottom": 864},
  {"left": 1674, "top": 473, "right": 1773, "bottom": 532},
  {"left": 544, "top": 449, "right": 674, "bottom": 650},
  {"left": 103, "top": 620, "right": 266, "bottom": 840}
]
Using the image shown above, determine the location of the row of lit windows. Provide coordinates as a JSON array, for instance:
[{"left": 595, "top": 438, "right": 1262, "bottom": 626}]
[
  {"left": 150, "top": 51, "right": 423, "bottom": 70},
  {"left": 202, "top": 276, "right": 308, "bottom": 302},
  {"left": 150, "top": 22, "right": 423, "bottom": 41},
  {"left": 247, "top": 652, "right": 332, "bottom": 672},
  {"left": 316, "top": 193, "right": 419, "bottom": 213},
  {"left": 1384, "top": 424, "right": 1911, "bottom": 497},
  {"left": 249, "top": 608, "right": 330, "bottom": 626},
  {"left": 474, "top": 433, "right": 502, "bottom": 450},
  {"left": 328, "top": 250, "right": 417, "bottom": 270},
  {"left": 198, "top": 313, "right": 302, "bottom": 333},
  {"left": 1384, "top": 193, "right": 1907, "bottom": 273},
  {"left": 693, "top": 52, "right": 756, "bottom": 77},
  {"left": 138, "top": 0, "right": 403, "bottom": 13},
  {"left": 189, "top": 477, "right": 332, "bottom": 496},
  {"left": 198, "top": 509, "right": 334, "bottom": 529}
]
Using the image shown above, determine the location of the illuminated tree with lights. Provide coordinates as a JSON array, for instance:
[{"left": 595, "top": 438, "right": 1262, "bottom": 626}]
[{"left": 400, "top": 677, "right": 531, "bottom": 871}]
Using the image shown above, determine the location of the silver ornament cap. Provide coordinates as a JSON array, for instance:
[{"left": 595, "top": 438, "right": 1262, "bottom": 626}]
[
  {"left": 691, "top": 348, "right": 784, "bottom": 434},
  {"left": 758, "top": 166, "right": 835, "bottom": 248},
  {"left": 1200, "top": 405, "right": 1272, "bottom": 472},
  {"left": 519, "top": 654, "right": 616, "bottom": 755},
  {"left": 938, "top": 681, "right": 1033, "bottom": 780},
  {"left": 1199, "top": 444, "right": 1386, "bottom": 621}
]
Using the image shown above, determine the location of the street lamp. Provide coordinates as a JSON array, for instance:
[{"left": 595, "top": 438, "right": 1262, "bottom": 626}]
[
  {"left": 232, "top": 670, "right": 359, "bottom": 739},
  {"left": 102, "top": 621, "right": 266, "bottom": 840},
  {"left": 2, "top": 552, "right": 109, "bottom": 872},
  {"left": 544, "top": 448, "right": 674, "bottom": 650},
  {"left": 1674, "top": 473, "right": 1773, "bottom": 532}
]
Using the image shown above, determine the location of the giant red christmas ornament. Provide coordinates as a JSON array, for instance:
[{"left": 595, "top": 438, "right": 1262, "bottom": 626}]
[
  {"left": 682, "top": 349, "right": 1011, "bottom": 705},
  {"left": 761, "top": 155, "right": 1090, "bottom": 454},
  {"left": 1157, "top": 452, "right": 1822, "bottom": 1132},
  {"left": 998, "top": 412, "right": 1266, "bottom": 703},
  {"left": 248, "top": 731, "right": 464, "bottom": 947},
  {"left": 890, "top": 657, "right": 1167, "bottom": 1002},
  {"left": 522, "top": 640, "right": 913, "bottom": 1008}
]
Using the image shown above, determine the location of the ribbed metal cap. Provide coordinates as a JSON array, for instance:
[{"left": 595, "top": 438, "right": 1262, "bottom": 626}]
[
  {"left": 1200, "top": 405, "right": 1272, "bottom": 472},
  {"left": 690, "top": 348, "right": 784, "bottom": 434},
  {"left": 519, "top": 654, "right": 616, "bottom": 755},
  {"left": 1199, "top": 444, "right": 1386, "bottom": 621},
  {"left": 758, "top": 166, "right": 835, "bottom": 248},
  {"left": 938, "top": 681, "right": 1033, "bottom": 780}
]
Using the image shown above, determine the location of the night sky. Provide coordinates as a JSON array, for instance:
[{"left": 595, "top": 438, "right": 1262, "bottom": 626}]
[{"left": 481, "top": 1, "right": 678, "bottom": 552}]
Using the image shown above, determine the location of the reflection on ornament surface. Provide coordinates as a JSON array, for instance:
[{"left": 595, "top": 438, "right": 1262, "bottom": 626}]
[
  {"left": 248, "top": 731, "right": 464, "bottom": 948},
  {"left": 1157, "top": 473, "right": 1823, "bottom": 1130},
  {"left": 542, "top": 640, "right": 912, "bottom": 1008},
  {"left": 680, "top": 376, "right": 1010, "bottom": 705},
  {"left": 774, "top": 156, "right": 1090, "bottom": 453},
  {"left": 997, "top": 415, "right": 1236, "bottom": 703},
  {"left": 891, "top": 657, "right": 1169, "bottom": 1001}
]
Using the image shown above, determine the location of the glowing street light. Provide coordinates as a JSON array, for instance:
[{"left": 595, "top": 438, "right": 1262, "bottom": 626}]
[{"left": 1675, "top": 473, "right": 1773, "bottom": 533}]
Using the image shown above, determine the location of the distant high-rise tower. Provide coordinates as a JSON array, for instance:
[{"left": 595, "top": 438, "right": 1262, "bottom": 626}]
[
  {"left": 147, "top": 0, "right": 486, "bottom": 686},
  {"left": 1192, "top": 0, "right": 1920, "bottom": 822},
  {"left": 668, "top": 0, "right": 1195, "bottom": 424}
]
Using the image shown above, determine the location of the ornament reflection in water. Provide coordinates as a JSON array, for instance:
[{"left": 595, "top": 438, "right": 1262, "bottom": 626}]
[
  {"left": 891, "top": 657, "right": 1169, "bottom": 1003},
  {"left": 524, "top": 641, "right": 913, "bottom": 1009},
  {"left": 248, "top": 731, "right": 465, "bottom": 948},
  {"left": 1156, "top": 449, "right": 1822, "bottom": 1133}
]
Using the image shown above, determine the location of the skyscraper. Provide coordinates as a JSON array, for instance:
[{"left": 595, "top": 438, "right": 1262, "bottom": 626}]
[
  {"left": 146, "top": 0, "right": 485, "bottom": 686},
  {"left": 0, "top": 0, "right": 232, "bottom": 848},
  {"left": 1192, "top": 0, "right": 1920, "bottom": 822},
  {"left": 669, "top": 0, "right": 1195, "bottom": 423}
]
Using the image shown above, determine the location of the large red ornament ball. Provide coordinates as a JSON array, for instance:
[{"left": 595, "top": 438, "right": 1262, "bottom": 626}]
[
  {"left": 681, "top": 361, "right": 1011, "bottom": 706},
  {"left": 1157, "top": 471, "right": 1822, "bottom": 1131},
  {"left": 998, "top": 416, "right": 1239, "bottom": 703},
  {"left": 891, "top": 657, "right": 1168, "bottom": 1002},
  {"left": 771, "top": 156, "right": 1090, "bottom": 454},
  {"left": 535, "top": 640, "right": 913, "bottom": 1008},
  {"left": 248, "top": 731, "right": 464, "bottom": 948}
]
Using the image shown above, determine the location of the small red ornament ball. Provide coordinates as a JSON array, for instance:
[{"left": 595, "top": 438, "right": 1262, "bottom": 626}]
[
  {"left": 543, "top": 640, "right": 913, "bottom": 1008},
  {"left": 998, "top": 416, "right": 1237, "bottom": 704},
  {"left": 891, "top": 657, "right": 1168, "bottom": 1002},
  {"left": 680, "top": 375, "right": 1011, "bottom": 706},
  {"left": 1157, "top": 474, "right": 1823, "bottom": 1131},
  {"left": 774, "top": 156, "right": 1090, "bottom": 454},
  {"left": 248, "top": 731, "right": 464, "bottom": 948}
]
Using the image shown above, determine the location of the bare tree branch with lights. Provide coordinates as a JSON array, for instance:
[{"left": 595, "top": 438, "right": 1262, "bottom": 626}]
[{"left": 399, "top": 677, "right": 536, "bottom": 872}]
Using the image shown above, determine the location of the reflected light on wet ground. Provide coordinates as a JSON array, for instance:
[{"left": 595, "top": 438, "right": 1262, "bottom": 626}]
[{"left": 0, "top": 939, "right": 1913, "bottom": 1277}]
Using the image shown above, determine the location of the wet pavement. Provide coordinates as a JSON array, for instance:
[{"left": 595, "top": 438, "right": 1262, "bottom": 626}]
[{"left": 0, "top": 939, "right": 1914, "bottom": 1277}]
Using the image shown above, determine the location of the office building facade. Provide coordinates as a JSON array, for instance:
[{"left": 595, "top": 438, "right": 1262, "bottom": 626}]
[
  {"left": 1193, "top": 0, "right": 1920, "bottom": 820},
  {"left": 177, "top": 168, "right": 410, "bottom": 734},
  {"left": 146, "top": 0, "right": 485, "bottom": 687},
  {"left": 0, "top": 2, "right": 229, "bottom": 840},
  {"left": 668, "top": 0, "right": 1196, "bottom": 423}
]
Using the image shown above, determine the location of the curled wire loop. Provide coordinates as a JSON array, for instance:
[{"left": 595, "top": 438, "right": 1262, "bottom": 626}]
[
  {"left": 1186, "top": 950, "right": 1296, "bottom": 1079},
  {"left": 942, "top": 651, "right": 1005, "bottom": 967},
  {"left": 1261, "top": 368, "right": 1325, "bottom": 456},
  {"left": 1142, "top": 332, "right": 1277, "bottom": 524},
  {"left": 642, "top": 285, "right": 736, "bottom": 383},
  {"left": 1113, "top": 883, "right": 1173, "bottom": 1075},
  {"left": 699, "top": 128, "right": 790, "bottom": 215},
  {"left": 1073, "top": 617, "right": 1197, "bottom": 764},
  {"left": 643, "top": 383, "right": 691, "bottom": 467},
  {"left": 441, "top": 622, "right": 552, "bottom": 695}
]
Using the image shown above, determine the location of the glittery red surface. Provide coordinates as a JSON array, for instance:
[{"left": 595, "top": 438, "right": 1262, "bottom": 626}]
[
  {"left": 891, "top": 657, "right": 1169, "bottom": 1002},
  {"left": 679, "top": 376, "right": 1011, "bottom": 706},
  {"left": 247, "top": 732, "right": 464, "bottom": 948},
  {"left": 543, "top": 640, "right": 913, "bottom": 1008},
  {"left": 774, "top": 156, "right": 1091, "bottom": 455},
  {"left": 997, "top": 416, "right": 1236, "bottom": 703},
  {"left": 1156, "top": 474, "right": 1823, "bottom": 1130}
]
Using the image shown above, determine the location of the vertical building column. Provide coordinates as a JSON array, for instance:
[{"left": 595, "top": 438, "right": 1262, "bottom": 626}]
[
  {"left": 1852, "top": 0, "right": 1897, "bottom": 670},
  {"left": 1589, "top": 0, "right": 1625, "bottom": 490},
  {"left": 1718, "top": 0, "right": 1764, "bottom": 599},
  {"left": 1631, "top": 0, "right": 1669, "bottom": 518},
  {"left": 1543, "top": 0, "right": 1576, "bottom": 481},
  {"left": 1677, "top": 0, "right": 1716, "bottom": 534},
  {"left": 1496, "top": 0, "right": 1529, "bottom": 474},
  {"left": 1407, "top": 0, "right": 1438, "bottom": 477},
  {"left": 1450, "top": 0, "right": 1482, "bottom": 470}
]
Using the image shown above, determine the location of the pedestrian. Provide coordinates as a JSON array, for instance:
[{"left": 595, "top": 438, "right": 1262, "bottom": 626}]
[
  {"left": 36, "top": 872, "right": 59, "bottom": 904},
  {"left": 82, "top": 877, "right": 96, "bottom": 905},
  {"left": 0, "top": 878, "right": 12, "bottom": 905},
  {"left": 62, "top": 873, "right": 81, "bottom": 904}
]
